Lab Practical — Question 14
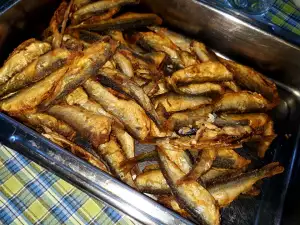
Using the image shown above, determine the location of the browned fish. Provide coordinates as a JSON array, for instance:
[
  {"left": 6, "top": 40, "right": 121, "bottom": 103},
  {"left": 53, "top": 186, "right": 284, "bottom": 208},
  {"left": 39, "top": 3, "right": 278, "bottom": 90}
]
[
  {"left": 48, "top": 104, "right": 112, "bottom": 148},
  {"left": 70, "top": 12, "right": 162, "bottom": 31},
  {"left": 72, "top": 0, "right": 139, "bottom": 24},
  {"left": 157, "top": 195, "right": 190, "bottom": 218},
  {"left": 43, "top": 131, "right": 109, "bottom": 172},
  {"left": 98, "top": 67, "right": 161, "bottom": 126},
  {"left": 167, "top": 61, "right": 233, "bottom": 87},
  {"left": 191, "top": 41, "right": 218, "bottom": 62},
  {"left": 113, "top": 52, "right": 134, "bottom": 77},
  {"left": 158, "top": 146, "right": 220, "bottom": 225},
  {"left": 222, "top": 81, "right": 241, "bottom": 92},
  {"left": 220, "top": 58, "right": 279, "bottom": 104},
  {"left": 18, "top": 112, "right": 76, "bottom": 140},
  {"left": 98, "top": 137, "right": 136, "bottom": 187},
  {"left": 153, "top": 93, "right": 212, "bottom": 113},
  {"left": 84, "top": 79, "right": 151, "bottom": 140},
  {"left": 214, "top": 91, "right": 270, "bottom": 113},
  {"left": 112, "top": 125, "right": 135, "bottom": 159},
  {"left": 175, "top": 83, "right": 225, "bottom": 96},
  {"left": 207, "top": 162, "right": 284, "bottom": 207},
  {"left": 0, "top": 48, "right": 71, "bottom": 97},
  {"left": 0, "top": 39, "right": 51, "bottom": 86},
  {"left": 213, "top": 149, "right": 251, "bottom": 169},
  {"left": 39, "top": 39, "right": 118, "bottom": 109}
]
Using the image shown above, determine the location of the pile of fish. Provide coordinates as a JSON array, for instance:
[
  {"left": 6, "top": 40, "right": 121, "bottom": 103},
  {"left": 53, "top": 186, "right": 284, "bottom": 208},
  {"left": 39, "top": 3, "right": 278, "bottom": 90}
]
[{"left": 0, "top": 0, "right": 284, "bottom": 224}]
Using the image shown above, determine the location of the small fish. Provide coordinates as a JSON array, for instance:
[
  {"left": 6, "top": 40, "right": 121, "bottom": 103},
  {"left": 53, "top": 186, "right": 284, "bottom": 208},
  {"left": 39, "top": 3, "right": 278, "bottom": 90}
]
[
  {"left": 214, "top": 91, "right": 270, "bottom": 113},
  {"left": 179, "top": 149, "right": 216, "bottom": 182},
  {"left": 136, "top": 169, "right": 170, "bottom": 194},
  {"left": 18, "top": 112, "right": 76, "bottom": 140},
  {"left": 65, "top": 87, "right": 122, "bottom": 125},
  {"left": 72, "top": 0, "right": 139, "bottom": 24},
  {"left": 179, "top": 51, "right": 198, "bottom": 67},
  {"left": 142, "top": 163, "right": 160, "bottom": 172},
  {"left": 73, "top": 0, "right": 92, "bottom": 10},
  {"left": 48, "top": 104, "right": 112, "bottom": 148},
  {"left": 43, "top": 131, "right": 109, "bottom": 172},
  {"left": 207, "top": 162, "right": 284, "bottom": 207},
  {"left": 84, "top": 79, "right": 151, "bottom": 140},
  {"left": 153, "top": 92, "right": 212, "bottom": 113},
  {"left": 61, "top": 34, "right": 90, "bottom": 50},
  {"left": 148, "top": 26, "right": 192, "bottom": 52},
  {"left": 168, "top": 61, "right": 233, "bottom": 88},
  {"left": 0, "top": 39, "right": 51, "bottom": 86},
  {"left": 134, "top": 31, "right": 184, "bottom": 69},
  {"left": 80, "top": 7, "right": 120, "bottom": 25},
  {"left": 175, "top": 83, "right": 225, "bottom": 96},
  {"left": 112, "top": 125, "right": 135, "bottom": 159},
  {"left": 191, "top": 41, "right": 218, "bottom": 62},
  {"left": 201, "top": 168, "right": 237, "bottom": 185},
  {"left": 98, "top": 137, "right": 136, "bottom": 187},
  {"left": 113, "top": 52, "right": 134, "bottom": 77},
  {"left": 213, "top": 149, "right": 251, "bottom": 169},
  {"left": 222, "top": 81, "right": 241, "bottom": 92},
  {"left": 0, "top": 48, "right": 71, "bottom": 97},
  {"left": 158, "top": 146, "right": 220, "bottom": 225},
  {"left": 77, "top": 30, "right": 106, "bottom": 43},
  {"left": 39, "top": 39, "right": 118, "bottom": 109},
  {"left": 157, "top": 195, "right": 190, "bottom": 218},
  {"left": 71, "top": 12, "right": 162, "bottom": 31},
  {"left": 220, "top": 58, "right": 279, "bottom": 104},
  {"left": 98, "top": 67, "right": 161, "bottom": 126}
]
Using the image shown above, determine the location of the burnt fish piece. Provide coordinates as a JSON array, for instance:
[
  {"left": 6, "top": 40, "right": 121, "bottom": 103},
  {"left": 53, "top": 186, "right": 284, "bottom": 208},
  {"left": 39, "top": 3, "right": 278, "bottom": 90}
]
[
  {"left": 0, "top": 39, "right": 51, "bottom": 86},
  {"left": 220, "top": 58, "right": 279, "bottom": 104},
  {"left": 70, "top": 12, "right": 162, "bottom": 31},
  {"left": 0, "top": 48, "right": 71, "bottom": 97}
]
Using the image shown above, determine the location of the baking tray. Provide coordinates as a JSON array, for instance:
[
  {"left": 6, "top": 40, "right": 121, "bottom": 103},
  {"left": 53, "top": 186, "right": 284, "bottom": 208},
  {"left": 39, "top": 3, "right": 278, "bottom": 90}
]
[{"left": 0, "top": 0, "right": 300, "bottom": 224}]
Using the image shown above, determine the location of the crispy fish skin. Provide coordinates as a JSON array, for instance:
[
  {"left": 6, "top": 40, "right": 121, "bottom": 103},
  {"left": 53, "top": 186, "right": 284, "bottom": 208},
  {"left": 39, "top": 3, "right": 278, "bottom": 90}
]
[
  {"left": 65, "top": 87, "right": 121, "bottom": 124},
  {"left": 158, "top": 146, "right": 220, "bottom": 225},
  {"left": 19, "top": 112, "right": 76, "bottom": 140},
  {"left": 72, "top": 0, "right": 139, "bottom": 24},
  {"left": 179, "top": 51, "right": 198, "bottom": 67},
  {"left": 136, "top": 169, "right": 170, "bottom": 194},
  {"left": 43, "top": 132, "right": 109, "bottom": 172},
  {"left": 135, "top": 31, "right": 184, "bottom": 69},
  {"left": 157, "top": 195, "right": 190, "bottom": 218},
  {"left": 176, "top": 83, "right": 224, "bottom": 96},
  {"left": 168, "top": 61, "right": 233, "bottom": 87},
  {"left": 191, "top": 41, "right": 218, "bottom": 62},
  {"left": 180, "top": 149, "right": 216, "bottom": 182},
  {"left": 214, "top": 91, "right": 270, "bottom": 113},
  {"left": 165, "top": 105, "right": 213, "bottom": 131},
  {"left": 201, "top": 168, "right": 237, "bottom": 185},
  {"left": 62, "top": 34, "right": 90, "bottom": 50},
  {"left": 98, "top": 68, "right": 161, "bottom": 126},
  {"left": 81, "top": 7, "right": 120, "bottom": 25},
  {"left": 113, "top": 52, "right": 134, "bottom": 77},
  {"left": 222, "top": 81, "right": 241, "bottom": 92},
  {"left": 148, "top": 26, "right": 192, "bottom": 53},
  {"left": 70, "top": 12, "right": 162, "bottom": 31},
  {"left": 0, "top": 39, "right": 51, "bottom": 86},
  {"left": 213, "top": 149, "right": 251, "bottom": 169},
  {"left": 207, "top": 162, "right": 284, "bottom": 207},
  {"left": 48, "top": 104, "right": 112, "bottom": 148},
  {"left": 98, "top": 138, "right": 136, "bottom": 187},
  {"left": 0, "top": 66, "right": 69, "bottom": 115},
  {"left": 153, "top": 93, "right": 212, "bottom": 113},
  {"left": 220, "top": 58, "right": 279, "bottom": 103},
  {"left": 40, "top": 40, "right": 118, "bottom": 109},
  {"left": 0, "top": 48, "right": 71, "bottom": 97},
  {"left": 84, "top": 79, "right": 150, "bottom": 140},
  {"left": 143, "top": 163, "right": 160, "bottom": 172},
  {"left": 112, "top": 125, "right": 135, "bottom": 159}
]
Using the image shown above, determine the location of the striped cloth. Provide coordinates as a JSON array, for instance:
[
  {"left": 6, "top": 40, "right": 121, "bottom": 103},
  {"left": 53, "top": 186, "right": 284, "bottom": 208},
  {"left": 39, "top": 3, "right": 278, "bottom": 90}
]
[{"left": 0, "top": 144, "right": 134, "bottom": 225}]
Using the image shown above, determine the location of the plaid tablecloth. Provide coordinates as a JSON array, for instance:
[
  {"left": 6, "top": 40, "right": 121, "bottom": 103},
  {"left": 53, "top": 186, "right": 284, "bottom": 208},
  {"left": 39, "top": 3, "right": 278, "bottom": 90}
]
[{"left": 0, "top": 144, "right": 134, "bottom": 225}]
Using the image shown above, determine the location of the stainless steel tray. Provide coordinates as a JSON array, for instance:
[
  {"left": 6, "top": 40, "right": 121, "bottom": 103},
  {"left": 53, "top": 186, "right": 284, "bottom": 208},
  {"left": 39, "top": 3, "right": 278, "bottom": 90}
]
[{"left": 1, "top": 0, "right": 300, "bottom": 224}]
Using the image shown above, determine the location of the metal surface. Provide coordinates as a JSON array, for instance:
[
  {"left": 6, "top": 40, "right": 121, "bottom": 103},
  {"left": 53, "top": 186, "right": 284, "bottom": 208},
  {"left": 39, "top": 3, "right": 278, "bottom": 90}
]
[{"left": 0, "top": 0, "right": 300, "bottom": 225}]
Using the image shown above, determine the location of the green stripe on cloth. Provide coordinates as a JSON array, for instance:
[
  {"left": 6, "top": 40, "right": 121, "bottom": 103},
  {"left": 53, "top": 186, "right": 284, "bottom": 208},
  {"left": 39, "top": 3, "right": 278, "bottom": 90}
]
[{"left": 0, "top": 144, "right": 135, "bottom": 225}]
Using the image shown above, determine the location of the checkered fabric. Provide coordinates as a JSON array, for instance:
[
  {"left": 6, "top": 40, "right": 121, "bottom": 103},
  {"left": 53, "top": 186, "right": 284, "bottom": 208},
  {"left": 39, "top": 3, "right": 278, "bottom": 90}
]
[
  {"left": 215, "top": 0, "right": 300, "bottom": 36},
  {"left": 0, "top": 144, "right": 134, "bottom": 225}
]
